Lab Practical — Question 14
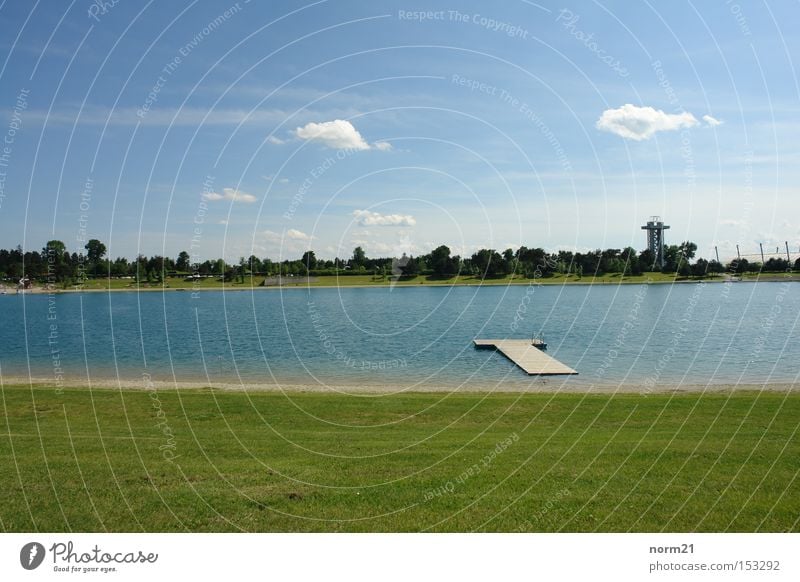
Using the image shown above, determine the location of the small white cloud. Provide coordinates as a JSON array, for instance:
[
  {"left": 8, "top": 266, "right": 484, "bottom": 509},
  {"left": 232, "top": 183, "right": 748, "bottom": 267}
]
[
  {"left": 262, "top": 228, "right": 313, "bottom": 243},
  {"left": 286, "top": 228, "right": 312, "bottom": 241},
  {"left": 353, "top": 209, "right": 416, "bottom": 227},
  {"left": 262, "top": 230, "right": 281, "bottom": 242},
  {"left": 703, "top": 114, "right": 722, "bottom": 127},
  {"left": 267, "top": 135, "right": 285, "bottom": 144},
  {"left": 368, "top": 242, "right": 395, "bottom": 254},
  {"left": 278, "top": 177, "right": 289, "bottom": 184},
  {"left": 596, "top": 104, "right": 698, "bottom": 141},
  {"left": 295, "top": 119, "right": 369, "bottom": 150},
  {"left": 218, "top": 219, "right": 229, "bottom": 225},
  {"left": 293, "top": 119, "right": 390, "bottom": 151},
  {"left": 225, "top": 189, "right": 257, "bottom": 203},
  {"left": 203, "top": 187, "right": 257, "bottom": 203},
  {"left": 721, "top": 218, "right": 746, "bottom": 227}
]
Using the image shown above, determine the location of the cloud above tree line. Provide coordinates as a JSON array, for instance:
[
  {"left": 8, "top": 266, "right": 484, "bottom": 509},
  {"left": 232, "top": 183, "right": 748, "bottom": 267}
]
[
  {"left": 292, "top": 119, "right": 391, "bottom": 151},
  {"left": 596, "top": 104, "right": 721, "bottom": 140},
  {"left": 353, "top": 209, "right": 416, "bottom": 227},
  {"left": 202, "top": 188, "right": 257, "bottom": 203}
]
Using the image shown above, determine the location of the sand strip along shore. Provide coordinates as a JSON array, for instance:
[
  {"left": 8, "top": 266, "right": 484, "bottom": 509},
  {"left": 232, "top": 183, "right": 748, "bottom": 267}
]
[{"left": 3, "top": 376, "right": 797, "bottom": 394}]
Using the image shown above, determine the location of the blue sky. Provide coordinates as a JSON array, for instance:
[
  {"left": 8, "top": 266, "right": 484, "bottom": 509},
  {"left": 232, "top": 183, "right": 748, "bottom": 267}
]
[{"left": 0, "top": 0, "right": 798, "bottom": 263}]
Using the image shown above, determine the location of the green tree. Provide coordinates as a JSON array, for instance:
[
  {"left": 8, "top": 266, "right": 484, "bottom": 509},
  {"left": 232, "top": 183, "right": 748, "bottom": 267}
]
[
  {"left": 708, "top": 260, "right": 724, "bottom": 276},
  {"left": 502, "top": 248, "right": 515, "bottom": 274},
  {"left": 44, "top": 240, "right": 66, "bottom": 256},
  {"left": 85, "top": 239, "right": 107, "bottom": 277},
  {"left": 176, "top": 251, "right": 191, "bottom": 272},
  {"left": 43, "top": 240, "right": 71, "bottom": 282},
  {"left": 238, "top": 257, "right": 246, "bottom": 283},
  {"left": 111, "top": 257, "right": 130, "bottom": 278},
  {"left": 429, "top": 245, "right": 453, "bottom": 277},
  {"left": 638, "top": 248, "right": 656, "bottom": 271},
  {"left": 662, "top": 245, "right": 680, "bottom": 272},
  {"left": 691, "top": 258, "right": 709, "bottom": 277},
  {"left": 678, "top": 241, "right": 697, "bottom": 261},
  {"left": 85, "top": 239, "right": 106, "bottom": 263},
  {"left": 471, "top": 249, "right": 506, "bottom": 278},
  {"left": 248, "top": 255, "right": 262, "bottom": 275},
  {"left": 728, "top": 258, "right": 749, "bottom": 274},
  {"left": 400, "top": 255, "right": 419, "bottom": 276},
  {"left": 301, "top": 250, "right": 317, "bottom": 271},
  {"left": 135, "top": 255, "right": 148, "bottom": 283},
  {"left": 351, "top": 246, "right": 366, "bottom": 269},
  {"left": 621, "top": 247, "right": 640, "bottom": 275},
  {"left": 146, "top": 256, "right": 166, "bottom": 282}
]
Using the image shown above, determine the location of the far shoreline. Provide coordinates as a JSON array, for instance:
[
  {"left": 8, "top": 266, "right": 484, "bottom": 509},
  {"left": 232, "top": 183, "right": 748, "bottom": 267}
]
[
  {"left": 4, "top": 376, "right": 797, "bottom": 394},
  {"left": 5, "top": 273, "right": 799, "bottom": 295}
]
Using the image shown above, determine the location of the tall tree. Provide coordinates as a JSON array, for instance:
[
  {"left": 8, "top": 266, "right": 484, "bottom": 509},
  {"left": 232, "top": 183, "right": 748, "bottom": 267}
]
[
  {"left": 42, "top": 240, "right": 71, "bottom": 282},
  {"left": 351, "top": 246, "right": 366, "bottom": 269},
  {"left": 428, "top": 245, "right": 453, "bottom": 276},
  {"left": 85, "top": 239, "right": 106, "bottom": 263},
  {"left": 85, "top": 239, "right": 107, "bottom": 277},
  {"left": 638, "top": 248, "right": 656, "bottom": 272},
  {"left": 471, "top": 249, "right": 506, "bottom": 278},
  {"left": 176, "top": 251, "right": 191, "bottom": 272},
  {"left": 301, "top": 250, "right": 317, "bottom": 271}
]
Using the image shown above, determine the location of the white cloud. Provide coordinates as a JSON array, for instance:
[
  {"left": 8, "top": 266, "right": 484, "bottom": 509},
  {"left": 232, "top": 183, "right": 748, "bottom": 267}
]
[
  {"left": 229, "top": 190, "right": 256, "bottom": 203},
  {"left": 262, "top": 229, "right": 312, "bottom": 242},
  {"left": 267, "top": 135, "right": 285, "bottom": 144},
  {"left": 348, "top": 236, "right": 417, "bottom": 257},
  {"left": 353, "top": 209, "right": 416, "bottom": 227},
  {"left": 293, "top": 119, "right": 390, "bottom": 151},
  {"left": 203, "top": 188, "right": 257, "bottom": 203},
  {"left": 703, "top": 114, "right": 722, "bottom": 127},
  {"left": 294, "top": 119, "right": 369, "bottom": 150},
  {"left": 720, "top": 218, "right": 746, "bottom": 227},
  {"left": 366, "top": 242, "right": 395, "bottom": 254},
  {"left": 278, "top": 178, "right": 289, "bottom": 184},
  {"left": 262, "top": 230, "right": 281, "bottom": 243},
  {"left": 286, "top": 228, "right": 312, "bottom": 241},
  {"left": 260, "top": 229, "right": 314, "bottom": 257},
  {"left": 596, "top": 104, "right": 698, "bottom": 140}
]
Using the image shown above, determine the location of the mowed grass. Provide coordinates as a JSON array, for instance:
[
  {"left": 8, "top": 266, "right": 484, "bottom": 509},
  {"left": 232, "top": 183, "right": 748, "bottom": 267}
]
[
  {"left": 1, "top": 385, "right": 798, "bottom": 532},
  {"left": 65, "top": 270, "right": 700, "bottom": 292}
]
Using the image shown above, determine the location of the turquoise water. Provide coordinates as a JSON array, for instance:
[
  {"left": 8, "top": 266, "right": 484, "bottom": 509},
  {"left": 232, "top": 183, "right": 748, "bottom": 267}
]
[{"left": 0, "top": 281, "right": 797, "bottom": 389}]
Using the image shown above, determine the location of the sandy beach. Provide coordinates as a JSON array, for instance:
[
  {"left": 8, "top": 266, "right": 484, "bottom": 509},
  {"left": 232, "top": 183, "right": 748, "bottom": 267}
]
[{"left": 5, "top": 375, "right": 797, "bottom": 394}]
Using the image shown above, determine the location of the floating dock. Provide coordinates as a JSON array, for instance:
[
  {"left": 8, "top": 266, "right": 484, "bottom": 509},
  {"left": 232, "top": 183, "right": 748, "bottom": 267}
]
[{"left": 473, "top": 339, "right": 578, "bottom": 376}]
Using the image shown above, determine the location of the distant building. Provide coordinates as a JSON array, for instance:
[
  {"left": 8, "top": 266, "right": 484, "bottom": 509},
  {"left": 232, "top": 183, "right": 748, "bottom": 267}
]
[{"left": 641, "top": 216, "right": 670, "bottom": 268}]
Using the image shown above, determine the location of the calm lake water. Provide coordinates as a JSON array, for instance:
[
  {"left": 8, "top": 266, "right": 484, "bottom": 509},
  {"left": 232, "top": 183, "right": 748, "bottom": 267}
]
[{"left": 0, "top": 281, "right": 797, "bottom": 389}]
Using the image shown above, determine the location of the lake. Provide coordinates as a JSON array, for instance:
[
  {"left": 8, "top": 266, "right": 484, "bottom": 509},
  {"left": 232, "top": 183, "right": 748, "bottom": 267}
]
[{"left": 0, "top": 280, "right": 797, "bottom": 390}]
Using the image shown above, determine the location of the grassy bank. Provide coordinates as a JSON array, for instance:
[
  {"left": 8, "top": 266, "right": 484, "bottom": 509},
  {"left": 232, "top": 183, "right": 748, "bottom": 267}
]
[
  {"left": 44, "top": 271, "right": 725, "bottom": 292},
  {"left": 1, "top": 385, "right": 797, "bottom": 532}
]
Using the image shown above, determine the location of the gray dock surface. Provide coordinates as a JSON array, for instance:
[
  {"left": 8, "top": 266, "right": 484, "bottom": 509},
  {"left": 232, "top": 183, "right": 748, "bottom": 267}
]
[{"left": 474, "top": 339, "right": 578, "bottom": 375}]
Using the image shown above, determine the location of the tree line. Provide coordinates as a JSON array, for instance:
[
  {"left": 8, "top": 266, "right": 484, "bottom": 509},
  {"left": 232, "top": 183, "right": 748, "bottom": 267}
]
[{"left": 1, "top": 238, "right": 797, "bottom": 286}]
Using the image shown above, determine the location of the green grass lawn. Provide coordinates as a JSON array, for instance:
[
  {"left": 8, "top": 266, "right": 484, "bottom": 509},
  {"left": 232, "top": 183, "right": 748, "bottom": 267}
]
[
  {"left": 1, "top": 385, "right": 797, "bottom": 532},
  {"left": 64, "top": 271, "right": 706, "bottom": 292}
]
